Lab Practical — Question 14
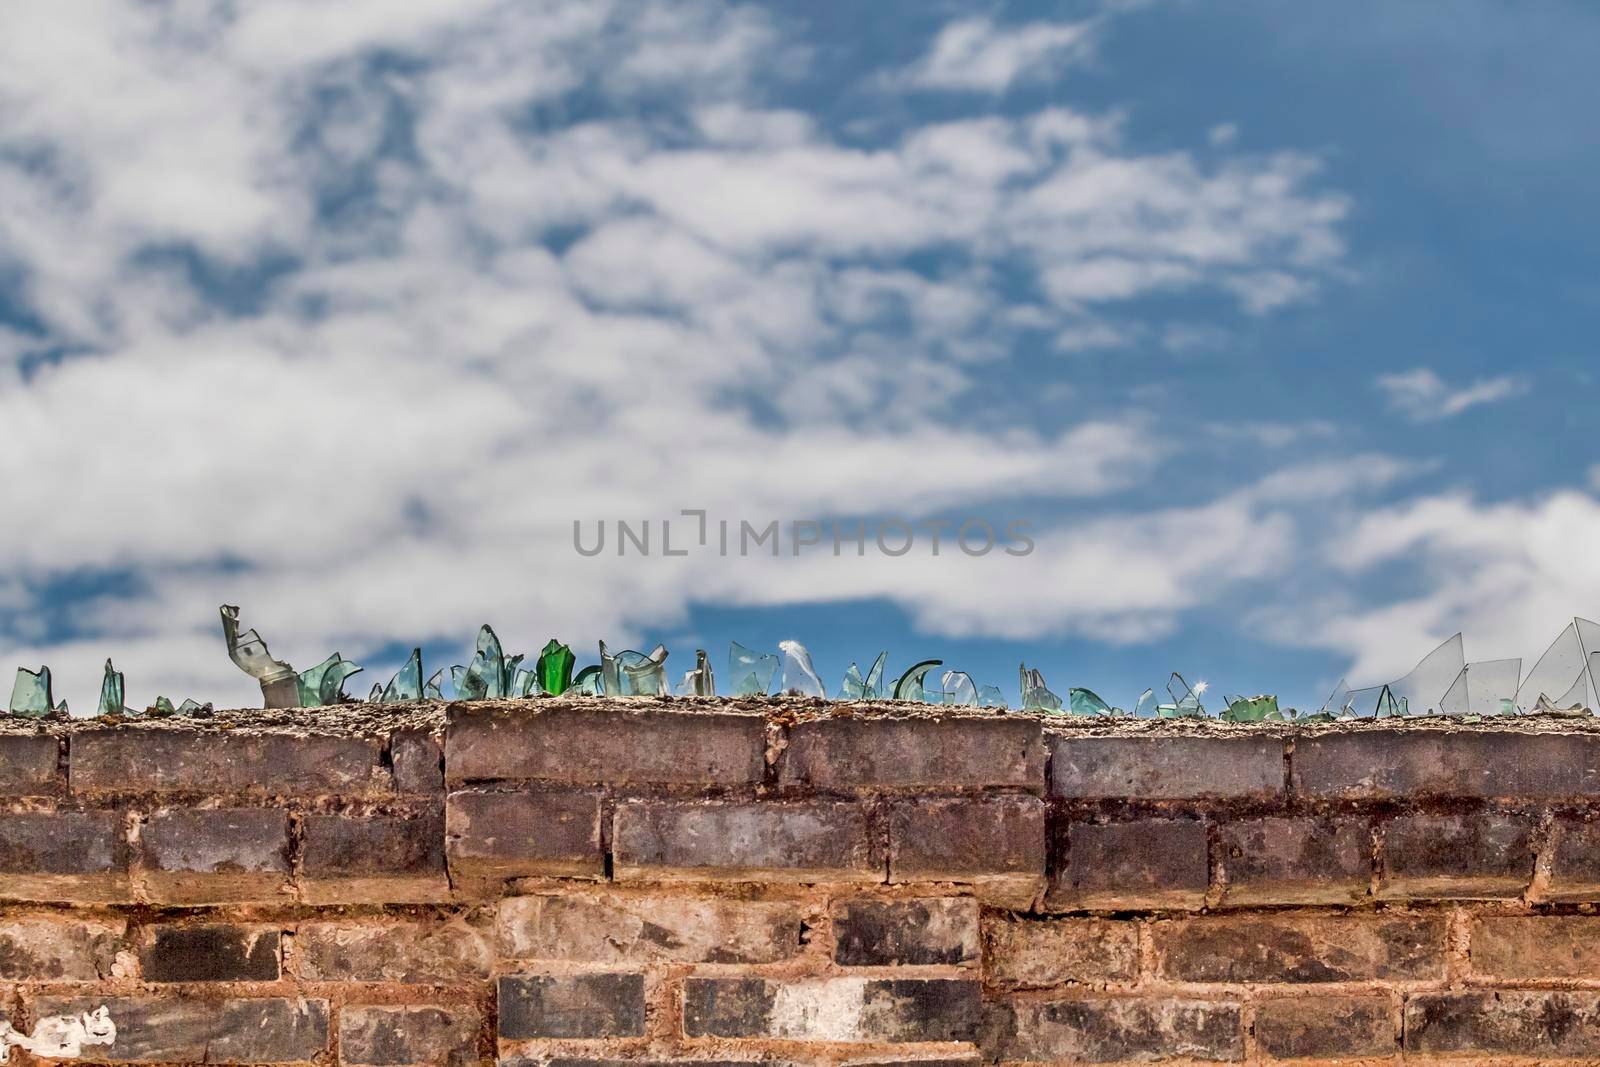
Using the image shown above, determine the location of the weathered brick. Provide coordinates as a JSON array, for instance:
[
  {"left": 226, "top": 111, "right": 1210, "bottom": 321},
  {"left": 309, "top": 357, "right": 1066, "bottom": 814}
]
[
  {"left": 0, "top": 733, "right": 59, "bottom": 795},
  {"left": 1152, "top": 914, "right": 1444, "bottom": 983},
  {"left": 982, "top": 916, "right": 1138, "bottom": 989},
  {"left": 1048, "top": 818, "right": 1208, "bottom": 911},
  {"left": 300, "top": 810, "right": 448, "bottom": 903},
  {"left": 1050, "top": 734, "right": 1282, "bottom": 800},
  {"left": 979, "top": 997, "right": 1243, "bottom": 1064},
  {"left": 1546, "top": 818, "right": 1600, "bottom": 900},
  {"left": 391, "top": 729, "right": 444, "bottom": 794},
  {"left": 1471, "top": 915, "right": 1600, "bottom": 978},
  {"left": 70, "top": 727, "right": 389, "bottom": 796},
  {"left": 339, "top": 1005, "right": 478, "bottom": 1067},
  {"left": 446, "top": 703, "right": 766, "bottom": 786},
  {"left": 1254, "top": 995, "right": 1394, "bottom": 1061},
  {"left": 1292, "top": 729, "right": 1600, "bottom": 799},
  {"left": 888, "top": 795, "right": 1044, "bottom": 907},
  {"left": 499, "top": 893, "right": 802, "bottom": 964},
  {"left": 1405, "top": 990, "right": 1600, "bottom": 1057},
  {"left": 497, "top": 972, "right": 645, "bottom": 1039},
  {"left": 140, "top": 807, "right": 290, "bottom": 904},
  {"left": 780, "top": 716, "right": 1043, "bottom": 793},
  {"left": 683, "top": 977, "right": 979, "bottom": 1042},
  {"left": 834, "top": 898, "right": 978, "bottom": 967},
  {"left": 613, "top": 799, "right": 881, "bottom": 883},
  {"left": 296, "top": 917, "right": 493, "bottom": 984},
  {"left": 0, "top": 810, "right": 128, "bottom": 902},
  {"left": 140, "top": 924, "right": 279, "bottom": 982},
  {"left": 1217, "top": 816, "right": 1370, "bottom": 906},
  {"left": 0, "top": 916, "right": 121, "bottom": 980},
  {"left": 509, "top": 1061, "right": 773, "bottom": 1067},
  {"left": 1379, "top": 811, "right": 1533, "bottom": 899},
  {"left": 35, "top": 996, "right": 329, "bottom": 1063},
  {"left": 445, "top": 789, "right": 602, "bottom": 885}
]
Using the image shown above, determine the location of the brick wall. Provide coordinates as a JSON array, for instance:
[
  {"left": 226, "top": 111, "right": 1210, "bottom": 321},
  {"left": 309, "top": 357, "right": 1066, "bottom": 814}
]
[{"left": 0, "top": 703, "right": 1597, "bottom": 1064}]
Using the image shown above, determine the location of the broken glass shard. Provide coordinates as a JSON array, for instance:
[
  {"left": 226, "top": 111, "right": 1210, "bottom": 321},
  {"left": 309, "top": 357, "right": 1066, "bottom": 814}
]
[
  {"left": 1067, "top": 687, "right": 1111, "bottom": 716},
  {"left": 602, "top": 644, "right": 668, "bottom": 697},
  {"left": 154, "top": 696, "right": 177, "bottom": 716},
  {"left": 977, "top": 684, "right": 1007, "bottom": 708},
  {"left": 1317, "top": 678, "right": 1348, "bottom": 717},
  {"left": 298, "top": 653, "right": 363, "bottom": 707},
  {"left": 177, "top": 699, "right": 208, "bottom": 716},
  {"left": 1133, "top": 687, "right": 1156, "bottom": 718},
  {"left": 512, "top": 667, "right": 538, "bottom": 697},
  {"left": 380, "top": 649, "right": 424, "bottom": 704},
  {"left": 838, "top": 662, "right": 868, "bottom": 700},
  {"left": 728, "top": 641, "right": 779, "bottom": 697},
  {"left": 1519, "top": 620, "right": 1597, "bottom": 711},
  {"left": 1386, "top": 633, "right": 1464, "bottom": 715},
  {"left": 895, "top": 660, "right": 943, "bottom": 702},
  {"left": 864, "top": 651, "right": 887, "bottom": 698},
  {"left": 779, "top": 640, "right": 826, "bottom": 697},
  {"left": 1375, "top": 684, "right": 1406, "bottom": 718},
  {"left": 8, "top": 667, "right": 62, "bottom": 717},
  {"left": 938, "top": 671, "right": 978, "bottom": 706},
  {"left": 681, "top": 649, "right": 715, "bottom": 696},
  {"left": 1441, "top": 659, "right": 1522, "bottom": 716},
  {"left": 1164, "top": 673, "right": 1205, "bottom": 717},
  {"left": 572, "top": 665, "right": 602, "bottom": 695},
  {"left": 97, "top": 659, "right": 125, "bottom": 717},
  {"left": 1018, "top": 664, "right": 1062, "bottom": 712},
  {"left": 424, "top": 668, "right": 448, "bottom": 700},
  {"left": 536, "top": 640, "right": 576, "bottom": 697},
  {"left": 1223, "top": 694, "right": 1279, "bottom": 722}
]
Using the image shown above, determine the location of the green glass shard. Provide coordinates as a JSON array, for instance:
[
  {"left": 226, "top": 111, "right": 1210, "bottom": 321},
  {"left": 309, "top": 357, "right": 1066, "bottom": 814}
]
[
  {"left": 536, "top": 640, "right": 576, "bottom": 696},
  {"left": 8, "top": 666, "right": 61, "bottom": 717},
  {"left": 680, "top": 649, "right": 715, "bottom": 696},
  {"left": 1223, "top": 694, "right": 1280, "bottom": 722},
  {"left": 1018, "top": 664, "right": 1063, "bottom": 712},
  {"left": 729, "top": 641, "right": 778, "bottom": 697},
  {"left": 298, "top": 653, "right": 363, "bottom": 707},
  {"left": 97, "top": 659, "right": 125, "bottom": 717},
  {"left": 177, "top": 699, "right": 207, "bottom": 716},
  {"left": 573, "top": 665, "right": 601, "bottom": 695},
  {"left": 154, "top": 696, "right": 177, "bottom": 716},
  {"left": 977, "top": 684, "right": 1007, "bottom": 708},
  {"left": 895, "top": 660, "right": 943, "bottom": 701},
  {"left": 779, "top": 640, "right": 826, "bottom": 697},
  {"left": 1067, "top": 687, "right": 1112, "bottom": 716},
  {"left": 379, "top": 649, "right": 424, "bottom": 703}
]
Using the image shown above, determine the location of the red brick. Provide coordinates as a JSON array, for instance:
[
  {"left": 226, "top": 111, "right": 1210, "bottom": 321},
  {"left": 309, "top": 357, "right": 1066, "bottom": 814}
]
[
  {"left": 1405, "top": 990, "right": 1600, "bottom": 1057},
  {"left": 139, "top": 807, "right": 290, "bottom": 904},
  {"left": 445, "top": 788, "right": 602, "bottom": 885},
  {"left": 499, "top": 892, "right": 803, "bottom": 964},
  {"left": 1049, "top": 734, "right": 1282, "bottom": 800},
  {"left": 780, "top": 716, "right": 1043, "bottom": 793},
  {"left": 0, "top": 916, "right": 122, "bottom": 980},
  {"left": 35, "top": 995, "right": 329, "bottom": 1063},
  {"left": 1378, "top": 811, "right": 1533, "bottom": 899},
  {"left": 300, "top": 810, "right": 448, "bottom": 903},
  {"left": 0, "top": 810, "right": 129, "bottom": 902},
  {"left": 613, "top": 799, "right": 881, "bottom": 884},
  {"left": 1216, "top": 816, "right": 1369, "bottom": 906},
  {"left": 70, "top": 727, "right": 390, "bottom": 796},
  {"left": 1471, "top": 916, "right": 1600, "bottom": 979},
  {"left": 683, "top": 977, "right": 979, "bottom": 1042},
  {"left": 1047, "top": 818, "right": 1208, "bottom": 911},
  {"left": 296, "top": 917, "right": 493, "bottom": 984},
  {"left": 339, "top": 1005, "right": 478, "bottom": 1066},
  {"left": 0, "top": 734, "right": 59, "bottom": 795},
  {"left": 980, "top": 996, "right": 1242, "bottom": 1063},
  {"left": 1254, "top": 995, "right": 1394, "bottom": 1061},
  {"left": 982, "top": 916, "right": 1138, "bottom": 989},
  {"left": 1151, "top": 914, "right": 1445, "bottom": 983},
  {"left": 1292, "top": 728, "right": 1600, "bottom": 799},
  {"left": 445, "top": 703, "right": 766, "bottom": 786},
  {"left": 888, "top": 794, "right": 1044, "bottom": 907}
]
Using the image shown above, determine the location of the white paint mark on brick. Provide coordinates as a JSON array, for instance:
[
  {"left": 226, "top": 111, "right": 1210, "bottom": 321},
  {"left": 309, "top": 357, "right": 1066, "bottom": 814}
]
[
  {"left": 0, "top": 1005, "right": 115, "bottom": 1061},
  {"left": 770, "top": 978, "right": 867, "bottom": 1040}
]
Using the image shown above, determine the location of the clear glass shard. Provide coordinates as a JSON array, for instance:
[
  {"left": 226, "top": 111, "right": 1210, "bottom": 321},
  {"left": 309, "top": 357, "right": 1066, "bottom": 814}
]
[
  {"left": 1165, "top": 673, "right": 1205, "bottom": 717},
  {"left": 778, "top": 640, "right": 826, "bottom": 697},
  {"left": 864, "top": 651, "right": 888, "bottom": 698},
  {"left": 379, "top": 649, "right": 424, "bottom": 703},
  {"left": 1518, "top": 621, "right": 1588, "bottom": 710},
  {"left": 512, "top": 667, "right": 538, "bottom": 697},
  {"left": 573, "top": 665, "right": 602, "bottom": 695},
  {"left": 177, "top": 699, "right": 208, "bottom": 716},
  {"left": 838, "top": 662, "right": 868, "bottom": 700},
  {"left": 463, "top": 625, "right": 507, "bottom": 699},
  {"left": 455, "top": 655, "right": 488, "bottom": 701},
  {"left": 424, "top": 668, "right": 448, "bottom": 700},
  {"left": 501, "top": 654, "right": 526, "bottom": 698},
  {"left": 1018, "top": 664, "right": 1063, "bottom": 712},
  {"left": 1388, "top": 633, "right": 1464, "bottom": 714},
  {"left": 1577, "top": 619, "right": 1600, "bottom": 707},
  {"left": 8, "top": 667, "right": 59, "bottom": 716},
  {"left": 600, "top": 641, "right": 620, "bottom": 696},
  {"left": 298, "top": 653, "right": 363, "bottom": 707},
  {"left": 896, "top": 660, "right": 943, "bottom": 702},
  {"left": 1462, "top": 659, "right": 1522, "bottom": 716},
  {"left": 1134, "top": 687, "right": 1156, "bottom": 718},
  {"left": 939, "top": 671, "right": 978, "bottom": 706},
  {"left": 1067, "top": 687, "right": 1112, "bottom": 716},
  {"left": 613, "top": 648, "right": 666, "bottom": 697},
  {"left": 682, "top": 649, "right": 715, "bottom": 696},
  {"left": 729, "top": 641, "right": 778, "bottom": 697},
  {"left": 1318, "top": 678, "right": 1348, "bottom": 716},
  {"left": 1375, "top": 684, "right": 1406, "bottom": 718},
  {"left": 1223, "top": 694, "right": 1280, "bottom": 722},
  {"left": 977, "top": 684, "right": 1007, "bottom": 708},
  {"left": 367, "top": 682, "right": 382, "bottom": 702},
  {"left": 97, "top": 659, "right": 125, "bottom": 717},
  {"left": 536, "top": 640, "right": 576, "bottom": 697},
  {"left": 1440, "top": 668, "right": 1469, "bottom": 716}
]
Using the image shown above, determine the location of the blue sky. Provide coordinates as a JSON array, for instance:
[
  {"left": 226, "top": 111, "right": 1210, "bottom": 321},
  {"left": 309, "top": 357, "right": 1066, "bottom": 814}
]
[{"left": 1, "top": 0, "right": 1597, "bottom": 713}]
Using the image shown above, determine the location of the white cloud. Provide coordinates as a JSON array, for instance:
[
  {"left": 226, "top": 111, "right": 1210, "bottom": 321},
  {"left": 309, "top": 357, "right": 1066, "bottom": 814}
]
[
  {"left": 1375, "top": 367, "right": 1526, "bottom": 422},
  {"left": 0, "top": 0, "right": 1357, "bottom": 710},
  {"left": 898, "top": 16, "right": 1098, "bottom": 93}
]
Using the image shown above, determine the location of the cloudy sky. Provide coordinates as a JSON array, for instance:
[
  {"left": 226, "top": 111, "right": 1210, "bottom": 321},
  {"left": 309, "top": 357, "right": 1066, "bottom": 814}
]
[{"left": 2, "top": 0, "right": 1597, "bottom": 713}]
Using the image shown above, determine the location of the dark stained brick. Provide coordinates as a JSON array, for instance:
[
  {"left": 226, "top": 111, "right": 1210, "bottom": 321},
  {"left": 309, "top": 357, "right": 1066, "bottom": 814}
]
[
  {"left": 0, "top": 734, "right": 60, "bottom": 795},
  {"left": 1217, "top": 816, "right": 1370, "bottom": 906},
  {"left": 0, "top": 810, "right": 128, "bottom": 902},
  {"left": 390, "top": 729, "right": 444, "bottom": 794},
  {"left": 780, "top": 716, "right": 1043, "bottom": 793},
  {"left": 1292, "top": 729, "right": 1600, "bottom": 799},
  {"left": 1151, "top": 914, "right": 1445, "bottom": 983},
  {"left": 1050, "top": 734, "right": 1283, "bottom": 800},
  {"left": 833, "top": 898, "right": 979, "bottom": 967},
  {"left": 140, "top": 807, "right": 290, "bottom": 904},
  {"left": 70, "top": 727, "right": 389, "bottom": 796},
  {"left": 339, "top": 1005, "right": 478, "bottom": 1067},
  {"left": 445, "top": 788, "right": 602, "bottom": 885},
  {"left": 140, "top": 924, "right": 279, "bottom": 982},
  {"left": 1255, "top": 995, "right": 1394, "bottom": 1060},
  {"left": 498, "top": 972, "right": 645, "bottom": 1039},
  {"left": 1379, "top": 811, "right": 1534, "bottom": 899},
  {"left": 1405, "top": 991, "right": 1600, "bottom": 1058},
  {"left": 613, "top": 799, "right": 881, "bottom": 883},
  {"left": 888, "top": 795, "right": 1044, "bottom": 907},
  {"left": 980, "top": 997, "right": 1243, "bottom": 1064},
  {"left": 1048, "top": 818, "right": 1208, "bottom": 911},
  {"left": 300, "top": 810, "right": 448, "bottom": 903},
  {"left": 1546, "top": 818, "right": 1600, "bottom": 900},
  {"left": 35, "top": 995, "right": 329, "bottom": 1063}
]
